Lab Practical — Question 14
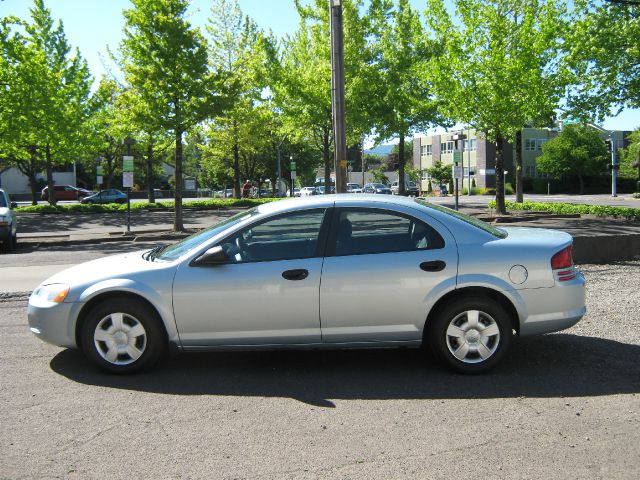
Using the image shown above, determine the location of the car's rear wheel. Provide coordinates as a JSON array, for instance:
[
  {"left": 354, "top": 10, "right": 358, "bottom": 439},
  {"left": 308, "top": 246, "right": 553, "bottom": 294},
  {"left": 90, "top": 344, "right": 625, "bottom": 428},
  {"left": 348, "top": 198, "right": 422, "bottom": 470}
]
[
  {"left": 429, "top": 297, "right": 512, "bottom": 373},
  {"left": 81, "top": 298, "right": 166, "bottom": 374}
]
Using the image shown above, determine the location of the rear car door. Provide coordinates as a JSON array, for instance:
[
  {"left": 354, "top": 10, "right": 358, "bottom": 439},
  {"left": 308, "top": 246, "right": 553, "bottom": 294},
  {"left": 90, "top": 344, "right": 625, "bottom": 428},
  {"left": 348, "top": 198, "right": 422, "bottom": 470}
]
[{"left": 319, "top": 205, "right": 458, "bottom": 343}]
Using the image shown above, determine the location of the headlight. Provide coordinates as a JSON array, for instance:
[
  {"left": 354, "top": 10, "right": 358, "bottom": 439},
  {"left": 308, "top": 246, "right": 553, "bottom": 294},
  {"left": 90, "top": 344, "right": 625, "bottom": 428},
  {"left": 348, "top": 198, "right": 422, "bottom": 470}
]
[
  {"left": 0, "top": 214, "right": 9, "bottom": 226},
  {"left": 31, "top": 284, "right": 70, "bottom": 305}
]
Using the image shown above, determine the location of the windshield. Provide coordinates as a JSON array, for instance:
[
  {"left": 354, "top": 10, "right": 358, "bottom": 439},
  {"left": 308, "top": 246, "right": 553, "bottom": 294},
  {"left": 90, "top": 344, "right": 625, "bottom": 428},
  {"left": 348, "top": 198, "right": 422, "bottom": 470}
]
[
  {"left": 373, "top": 184, "right": 386, "bottom": 188},
  {"left": 415, "top": 199, "right": 507, "bottom": 239},
  {"left": 0, "top": 193, "right": 7, "bottom": 208},
  {"left": 154, "top": 208, "right": 259, "bottom": 261}
]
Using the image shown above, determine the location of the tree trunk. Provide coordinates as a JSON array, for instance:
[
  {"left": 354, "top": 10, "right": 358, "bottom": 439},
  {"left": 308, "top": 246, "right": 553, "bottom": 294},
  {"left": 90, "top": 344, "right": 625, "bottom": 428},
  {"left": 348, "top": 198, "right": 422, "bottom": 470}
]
[
  {"left": 494, "top": 134, "right": 506, "bottom": 215},
  {"left": 515, "top": 130, "right": 523, "bottom": 203},
  {"left": 147, "top": 143, "right": 155, "bottom": 204},
  {"left": 233, "top": 121, "right": 241, "bottom": 199},
  {"left": 45, "top": 143, "right": 56, "bottom": 206},
  {"left": 15, "top": 146, "right": 41, "bottom": 205},
  {"left": 398, "top": 132, "right": 406, "bottom": 195},
  {"left": 578, "top": 174, "right": 585, "bottom": 194},
  {"left": 174, "top": 130, "right": 184, "bottom": 232},
  {"left": 323, "top": 128, "right": 331, "bottom": 193}
]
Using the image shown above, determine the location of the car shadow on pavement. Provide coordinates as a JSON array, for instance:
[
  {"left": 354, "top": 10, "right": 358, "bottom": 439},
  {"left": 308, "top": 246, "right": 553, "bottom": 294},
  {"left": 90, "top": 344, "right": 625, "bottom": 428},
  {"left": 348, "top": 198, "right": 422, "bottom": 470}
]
[{"left": 50, "top": 333, "right": 640, "bottom": 408}]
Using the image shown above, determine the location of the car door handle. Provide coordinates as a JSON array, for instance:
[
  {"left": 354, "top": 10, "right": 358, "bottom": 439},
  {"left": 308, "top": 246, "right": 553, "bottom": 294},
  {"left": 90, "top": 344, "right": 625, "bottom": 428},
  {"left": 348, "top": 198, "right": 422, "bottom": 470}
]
[
  {"left": 282, "top": 269, "right": 309, "bottom": 281},
  {"left": 420, "top": 261, "right": 446, "bottom": 272}
]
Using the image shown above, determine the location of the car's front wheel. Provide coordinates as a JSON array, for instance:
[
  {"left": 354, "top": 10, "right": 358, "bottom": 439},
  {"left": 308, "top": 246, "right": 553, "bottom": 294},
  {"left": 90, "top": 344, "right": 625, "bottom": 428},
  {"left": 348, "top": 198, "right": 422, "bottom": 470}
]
[
  {"left": 429, "top": 297, "right": 513, "bottom": 373},
  {"left": 81, "top": 298, "right": 166, "bottom": 374}
]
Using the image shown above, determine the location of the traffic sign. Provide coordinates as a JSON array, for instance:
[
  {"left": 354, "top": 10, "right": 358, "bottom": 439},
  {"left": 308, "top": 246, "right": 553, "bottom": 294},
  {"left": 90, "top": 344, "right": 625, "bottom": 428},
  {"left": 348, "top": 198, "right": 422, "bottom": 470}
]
[
  {"left": 123, "top": 156, "right": 134, "bottom": 172},
  {"left": 453, "top": 150, "right": 462, "bottom": 165},
  {"left": 452, "top": 165, "right": 463, "bottom": 179}
]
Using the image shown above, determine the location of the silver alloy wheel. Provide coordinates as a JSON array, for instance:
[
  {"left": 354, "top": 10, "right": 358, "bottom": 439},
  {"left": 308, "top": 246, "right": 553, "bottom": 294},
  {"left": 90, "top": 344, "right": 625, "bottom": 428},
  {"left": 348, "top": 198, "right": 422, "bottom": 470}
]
[
  {"left": 93, "top": 312, "right": 147, "bottom": 366},
  {"left": 445, "top": 310, "right": 501, "bottom": 364}
]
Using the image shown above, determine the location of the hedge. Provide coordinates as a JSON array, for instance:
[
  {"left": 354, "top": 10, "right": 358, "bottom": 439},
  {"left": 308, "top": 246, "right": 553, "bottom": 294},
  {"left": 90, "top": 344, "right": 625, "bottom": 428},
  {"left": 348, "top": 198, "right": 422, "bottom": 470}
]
[
  {"left": 16, "top": 198, "right": 280, "bottom": 214},
  {"left": 488, "top": 200, "right": 640, "bottom": 220}
]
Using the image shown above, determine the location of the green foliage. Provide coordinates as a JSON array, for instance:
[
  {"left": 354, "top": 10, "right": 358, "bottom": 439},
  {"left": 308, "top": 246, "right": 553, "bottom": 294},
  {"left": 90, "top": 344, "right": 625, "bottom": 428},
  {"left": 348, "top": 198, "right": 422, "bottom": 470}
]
[
  {"left": 536, "top": 124, "right": 608, "bottom": 193},
  {"left": 1, "top": 0, "right": 93, "bottom": 205},
  {"left": 565, "top": 1, "right": 640, "bottom": 121},
  {"left": 16, "top": 197, "right": 279, "bottom": 214},
  {"left": 487, "top": 200, "right": 640, "bottom": 220},
  {"left": 119, "top": 0, "right": 227, "bottom": 230},
  {"left": 368, "top": 0, "right": 443, "bottom": 194},
  {"left": 424, "top": 0, "right": 567, "bottom": 213},
  {"left": 370, "top": 165, "right": 389, "bottom": 184},
  {"left": 426, "top": 159, "right": 452, "bottom": 186},
  {"left": 620, "top": 129, "right": 640, "bottom": 180}
]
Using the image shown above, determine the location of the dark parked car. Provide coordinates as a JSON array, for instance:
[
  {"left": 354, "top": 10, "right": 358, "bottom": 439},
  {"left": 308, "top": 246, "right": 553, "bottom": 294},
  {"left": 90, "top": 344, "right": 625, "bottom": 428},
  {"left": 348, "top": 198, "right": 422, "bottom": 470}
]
[
  {"left": 391, "top": 181, "right": 419, "bottom": 197},
  {"left": 81, "top": 189, "right": 127, "bottom": 204},
  {"left": 363, "top": 183, "right": 392, "bottom": 194},
  {"left": 41, "top": 185, "right": 93, "bottom": 201}
]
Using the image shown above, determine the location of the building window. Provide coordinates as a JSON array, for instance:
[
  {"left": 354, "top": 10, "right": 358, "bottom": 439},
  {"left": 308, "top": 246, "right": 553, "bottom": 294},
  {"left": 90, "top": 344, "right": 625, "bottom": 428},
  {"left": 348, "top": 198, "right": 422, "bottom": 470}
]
[
  {"left": 463, "top": 139, "right": 477, "bottom": 151},
  {"left": 421, "top": 171, "right": 429, "bottom": 181},
  {"left": 421, "top": 144, "right": 432, "bottom": 156},
  {"left": 440, "top": 141, "right": 454, "bottom": 154},
  {"left": 536, "top": 139, "right": 547, "bottom": 151},
  {"left": 524, "top": 139, "right": 536, "bottom": 151}
]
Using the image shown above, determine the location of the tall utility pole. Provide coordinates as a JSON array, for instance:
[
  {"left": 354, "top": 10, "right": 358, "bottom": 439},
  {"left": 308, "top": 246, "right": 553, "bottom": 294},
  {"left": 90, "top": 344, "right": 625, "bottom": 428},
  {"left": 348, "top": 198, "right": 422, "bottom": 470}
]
[{"left": 330, "top": 0, "right": 347, "bottom": 193}]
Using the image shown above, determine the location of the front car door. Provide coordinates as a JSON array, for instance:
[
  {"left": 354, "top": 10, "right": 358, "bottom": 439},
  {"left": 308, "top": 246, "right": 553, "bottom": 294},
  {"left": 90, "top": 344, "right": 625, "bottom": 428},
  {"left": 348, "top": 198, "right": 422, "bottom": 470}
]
[
  {"left": 320, "top": 204, "right": 458, "bottom": 343},
  {"left": 173, "top": 208, "right": 331, "bottom": 347}
]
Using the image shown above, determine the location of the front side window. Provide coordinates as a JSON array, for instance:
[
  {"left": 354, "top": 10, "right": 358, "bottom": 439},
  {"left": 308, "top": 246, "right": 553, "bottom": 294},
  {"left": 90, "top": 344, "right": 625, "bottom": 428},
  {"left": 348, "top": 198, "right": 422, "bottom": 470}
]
[
  {"left": 331, "top": 209, "right": 444, "bottom": 257},
  {"left": 220, "top": 209, "right": 326, "bottom": 263}
]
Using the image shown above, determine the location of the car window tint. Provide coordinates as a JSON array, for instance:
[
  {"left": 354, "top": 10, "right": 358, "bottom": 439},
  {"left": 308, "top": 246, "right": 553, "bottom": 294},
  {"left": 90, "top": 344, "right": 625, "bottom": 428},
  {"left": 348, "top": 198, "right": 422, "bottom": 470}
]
[
  {"left": 333, "top": 209, "right": 444, "bottom": 256},
  {"left": 222, "top": 210, "right": 326, "bottom": 263},
  {"left": 0, "top": 193, "right": 7, "bottom": 208}
]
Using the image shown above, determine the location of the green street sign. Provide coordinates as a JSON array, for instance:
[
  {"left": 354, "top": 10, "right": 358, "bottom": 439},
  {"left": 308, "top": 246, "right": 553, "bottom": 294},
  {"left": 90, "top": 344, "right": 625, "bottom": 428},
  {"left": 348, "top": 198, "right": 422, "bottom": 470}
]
[
  {"left": 453, "top": 150, "right": 462, "bottom": 164},
  {"left": 96, "top": 166, "right": 104, "bottom": 176},
  {"left": 123, "top": 156, "right": 134, "bottom": 172},
  {"left": 290, "top": 162, "right": 296, "bottom": 171}
]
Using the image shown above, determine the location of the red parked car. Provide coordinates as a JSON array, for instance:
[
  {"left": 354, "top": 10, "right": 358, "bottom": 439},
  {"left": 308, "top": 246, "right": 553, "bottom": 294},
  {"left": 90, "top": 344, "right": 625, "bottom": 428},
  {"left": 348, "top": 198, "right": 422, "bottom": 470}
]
[{"left": 41, "top": 185, "right": 93, "bottom": 201}]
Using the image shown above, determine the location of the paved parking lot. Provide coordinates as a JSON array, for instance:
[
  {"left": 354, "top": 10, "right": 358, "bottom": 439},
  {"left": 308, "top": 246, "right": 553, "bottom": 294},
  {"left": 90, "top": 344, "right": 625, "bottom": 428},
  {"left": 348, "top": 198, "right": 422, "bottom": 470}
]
[{"left": 1, "top": 261, "right": 639, "bottom": 479}]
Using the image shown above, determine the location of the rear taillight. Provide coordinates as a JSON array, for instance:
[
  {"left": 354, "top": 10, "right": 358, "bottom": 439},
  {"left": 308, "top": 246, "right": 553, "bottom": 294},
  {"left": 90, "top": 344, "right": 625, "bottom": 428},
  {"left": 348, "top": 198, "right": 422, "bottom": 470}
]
[{"left": 551, "top": 245, "right": 576, "bottom": 281}]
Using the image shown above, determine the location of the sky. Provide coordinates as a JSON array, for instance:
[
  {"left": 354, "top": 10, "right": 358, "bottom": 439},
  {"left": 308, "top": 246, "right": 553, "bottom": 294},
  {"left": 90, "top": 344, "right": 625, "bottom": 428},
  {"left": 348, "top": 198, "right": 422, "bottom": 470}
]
[{"left": 2, "top": 0, "right": 639, "bottom": 133}]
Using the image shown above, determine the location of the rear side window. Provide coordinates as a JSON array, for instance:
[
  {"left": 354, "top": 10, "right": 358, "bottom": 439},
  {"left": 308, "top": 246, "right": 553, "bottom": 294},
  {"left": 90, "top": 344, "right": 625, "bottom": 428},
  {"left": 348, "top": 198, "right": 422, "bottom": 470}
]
[{"left": 331, "top": 208, "right": 444, "bottom": 256}]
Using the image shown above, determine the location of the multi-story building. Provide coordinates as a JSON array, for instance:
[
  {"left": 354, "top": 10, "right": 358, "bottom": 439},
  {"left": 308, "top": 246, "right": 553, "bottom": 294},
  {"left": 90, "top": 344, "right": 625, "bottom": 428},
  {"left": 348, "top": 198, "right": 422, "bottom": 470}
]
[{"left": 413, "top": 127, "right": 631, "bottom": 192}]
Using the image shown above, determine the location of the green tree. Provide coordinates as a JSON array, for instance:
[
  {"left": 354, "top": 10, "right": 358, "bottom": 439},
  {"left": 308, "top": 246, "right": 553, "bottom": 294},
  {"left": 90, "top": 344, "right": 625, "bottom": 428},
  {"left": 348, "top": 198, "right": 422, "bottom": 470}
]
[
  {"left": 1, "top": 0, "right": 92, "bottom": 205},
  {"left": 369, "top": 0, "right": 442, "bottom": 195},
  {"left": 426, "top": 159, "right": 452, "bottom": 187},
  {"left": 370, "top": 165, "right": 389, "bottom": 184},
  {"left": 207, "top": 0, "right": 268, "bottom": 198},
  {"left": 425, "top": 0, "right": 567, "bottom": 213},
  {"left": 566, "top": 1, "right": 640, "bottom": 122},
  {"left": 119, "top": 0, "right": 226, "bottom": 231},
  {"left": 536, "top": 124, "right": 608, "bottom": 193},
  {"left": 269, "top": 0, "right": 372, "bottom": 192},
  {"left": 620, "top": 129, "right": 640, "bottom": 185}
]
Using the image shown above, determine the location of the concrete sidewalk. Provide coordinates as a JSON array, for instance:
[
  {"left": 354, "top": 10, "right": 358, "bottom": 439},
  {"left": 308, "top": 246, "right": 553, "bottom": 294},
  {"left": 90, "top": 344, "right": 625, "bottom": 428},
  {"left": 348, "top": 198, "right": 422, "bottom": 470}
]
[{"left": 13, "top": 204, "right": 640, "bottom": 263}]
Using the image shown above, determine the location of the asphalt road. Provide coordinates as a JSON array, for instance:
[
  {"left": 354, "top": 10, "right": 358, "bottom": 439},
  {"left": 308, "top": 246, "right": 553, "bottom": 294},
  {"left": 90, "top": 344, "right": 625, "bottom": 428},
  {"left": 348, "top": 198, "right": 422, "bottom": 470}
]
[{"left": 0, "top": 243, "right": 638, "bottom": 479}]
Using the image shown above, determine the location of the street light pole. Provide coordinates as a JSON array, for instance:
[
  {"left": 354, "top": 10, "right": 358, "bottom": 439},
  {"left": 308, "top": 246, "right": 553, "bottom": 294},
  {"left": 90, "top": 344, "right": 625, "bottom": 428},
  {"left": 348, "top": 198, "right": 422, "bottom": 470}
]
[
  {"left": 276, "top": 135, "right": 287, "bottom": 196},
  {"left": 587, "top": 123, "right": 618, "bottom": 197},
  {"left": 330, "top": 0, "right": 348, "bottom": 193}
]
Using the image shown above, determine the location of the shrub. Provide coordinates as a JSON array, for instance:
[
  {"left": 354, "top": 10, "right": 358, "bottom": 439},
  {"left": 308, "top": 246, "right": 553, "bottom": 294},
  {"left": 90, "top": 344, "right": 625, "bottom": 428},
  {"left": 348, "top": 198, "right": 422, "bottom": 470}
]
[
  {"left": 487, "top": 200, "right": 640, "bottom": 219},
  {"left": 16, "top": 198, "right": 279, "bottom": 215}
]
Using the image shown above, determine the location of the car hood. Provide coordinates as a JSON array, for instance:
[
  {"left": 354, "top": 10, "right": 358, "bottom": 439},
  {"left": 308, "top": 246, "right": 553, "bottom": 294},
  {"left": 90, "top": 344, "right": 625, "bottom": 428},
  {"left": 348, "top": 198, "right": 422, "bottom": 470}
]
[{"left": 40, "top": 250, "right": 174, "bottom": 292}]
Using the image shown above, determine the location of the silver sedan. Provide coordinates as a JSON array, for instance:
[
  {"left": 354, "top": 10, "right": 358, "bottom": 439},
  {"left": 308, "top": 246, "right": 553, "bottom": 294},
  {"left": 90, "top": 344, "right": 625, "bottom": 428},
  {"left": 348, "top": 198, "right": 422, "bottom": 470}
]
[{"left": 28, "top": 195, "right": 586, "bottom": 374}]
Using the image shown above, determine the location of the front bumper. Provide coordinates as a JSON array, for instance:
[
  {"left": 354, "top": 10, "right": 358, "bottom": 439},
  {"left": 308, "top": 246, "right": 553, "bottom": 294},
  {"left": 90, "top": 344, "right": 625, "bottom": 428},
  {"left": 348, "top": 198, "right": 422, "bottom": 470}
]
[
  {"left": 28, "top": 298, "right": 80, "bottom": 349},
  {"left": 518, "top": 271, "right": 587, "bottom": 336}
]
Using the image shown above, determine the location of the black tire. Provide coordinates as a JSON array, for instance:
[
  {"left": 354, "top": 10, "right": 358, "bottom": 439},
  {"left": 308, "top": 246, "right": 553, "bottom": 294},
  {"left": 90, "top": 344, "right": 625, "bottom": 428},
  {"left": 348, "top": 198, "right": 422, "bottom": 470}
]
[
  {"left": 81, "top": 298, "right": 166, "bottom": 374},
  {"left": 428, "top": 296, "right": 513, "bottom": 374},
  {"left": 2, "top": 236, "right": 13, "bottom": 253}
]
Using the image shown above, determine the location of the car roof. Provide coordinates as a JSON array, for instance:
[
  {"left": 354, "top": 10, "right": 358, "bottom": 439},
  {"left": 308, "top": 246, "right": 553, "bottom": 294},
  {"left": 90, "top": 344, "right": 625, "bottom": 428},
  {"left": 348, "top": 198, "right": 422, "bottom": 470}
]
[{"left": 255, "top": 193, "right": 428, "bottom": 216}]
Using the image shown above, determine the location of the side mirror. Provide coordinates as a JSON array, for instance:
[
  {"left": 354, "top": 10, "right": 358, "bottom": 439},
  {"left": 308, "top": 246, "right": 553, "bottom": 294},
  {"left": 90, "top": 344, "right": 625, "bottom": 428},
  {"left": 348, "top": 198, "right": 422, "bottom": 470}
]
[
  {"left": 10, "top": 202, "right": 18, "bottom": 209},
  {"left": 192, "top": 245, "right": 228, "bottom": 266}
]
